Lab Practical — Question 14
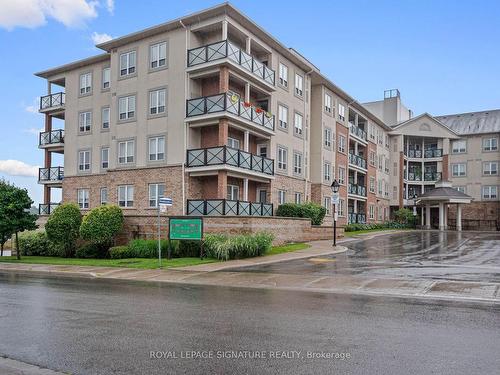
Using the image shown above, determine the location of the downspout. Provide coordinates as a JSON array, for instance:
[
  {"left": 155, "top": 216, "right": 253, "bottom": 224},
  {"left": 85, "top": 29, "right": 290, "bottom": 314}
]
[
  {"left": 304, "top": 68, "right": 314, "bottom": 201},
  {"left": 180, "top": 19, "right": 187, "bottom": 215}
]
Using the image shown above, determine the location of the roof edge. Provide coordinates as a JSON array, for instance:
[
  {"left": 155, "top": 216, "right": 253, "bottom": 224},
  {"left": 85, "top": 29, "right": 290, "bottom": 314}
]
[{"left": 34, "top": 53, "right": 110, "bottom": 79}]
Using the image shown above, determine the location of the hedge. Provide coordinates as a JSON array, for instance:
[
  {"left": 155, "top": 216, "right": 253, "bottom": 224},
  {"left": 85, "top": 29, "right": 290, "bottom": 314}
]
[
  {"left": 275, "top": 202, "right": 326, "bottom": 225},
  {"left": 18, "top": 231, "right": 62, "bottom": 257},
  {"left": 204, "top": 232, "right": 274, "bottom": 261},
  {"left": 344, "top": 221, "right": 412, "bottom": 232},
  {"left": 108, "top": 246, "right": 133, "bottom": 259}
]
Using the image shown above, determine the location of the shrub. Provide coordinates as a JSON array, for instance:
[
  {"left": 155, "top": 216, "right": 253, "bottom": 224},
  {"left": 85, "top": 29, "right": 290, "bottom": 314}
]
[
  {"left": 45, "top": 203, "right": 82, "bottom": 257},
  {"left": 276, "top": 202, "right": 326, "bottom": 225},
  {"left": 18, "top": 231, "right": 62, "bottom": 256},
  {"left": 204, "top": 232, "right": 274, "bottom": 261},
  {"left": 80, "top": 205, "right": 124, "bottom": 251},
  {"left": 75, "top": 243, "right": 102, "bottom": 258},
  {"left": 108, "top": 246, "right": 133, "bottom": 259},
  {"left": 127, "top": 239, "right": 179, "bottom": 258},
  {"left": 394, "top": 208, "right": 417, "bottom": 226},
  {"left": 174, "top": 240, "right": 201, "bottom": 258},
  {"left": 344, "top": 221, "right": 411, "bottom": 232}
]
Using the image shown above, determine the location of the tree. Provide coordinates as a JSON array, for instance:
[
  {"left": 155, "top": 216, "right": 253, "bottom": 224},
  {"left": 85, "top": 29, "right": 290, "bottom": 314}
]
[
  {"left": 80, "top": 205, "right": 124, "bottom": 254},
  {"left": 0, "top": 180, "right": 38, "bottom": 259},
  {"left": 45, "top": 203, "right": 82, "bottom": 257}
]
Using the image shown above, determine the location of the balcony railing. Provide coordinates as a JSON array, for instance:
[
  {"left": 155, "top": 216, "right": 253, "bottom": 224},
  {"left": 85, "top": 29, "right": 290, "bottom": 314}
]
[
  {"left": 186, "top": 93, "right": 275, "bottom": 131},
  {"left": 424, "top": 172, "right": 442, "bottom": 181},
  {"left": 405, "top": 149, "right": 422, "bottom": 158},
  {"left": 40, "top": 92, "right": 65, "bottom": 111},
  {"left": 39, "top": 167, "right": 64, "bottom": 182},
  {"left": 407, "top": 172, "right": 422, "bottom": 181},
  {"left": 348, "top": 153, "right": 367, "bottom": 170},
  {"left": 424, "top": 149, "right": 443, "bottom": 158},
  {"left": 349, "top": 123, "right": 367, "bottom": 141},
  {"left": 39, "top": 129, "right": 64, "bottom": 146},
  {"left": 348, "top": 183, "right": 367, "bottom": 197},
  {"left": 187, "top": 199, "right": 273, "bottom": 217},
  {"left": 348, "top": 213, "right": 367, "bottom": 224},
  {"left": 187, "top": 146, "right": 274, "bottom": 176},
  {"left": 39, "top": 203, "right": 60, "bottom": 215},
  {"left": 187, "top": 40, "right": 275, "bottom": 86}
]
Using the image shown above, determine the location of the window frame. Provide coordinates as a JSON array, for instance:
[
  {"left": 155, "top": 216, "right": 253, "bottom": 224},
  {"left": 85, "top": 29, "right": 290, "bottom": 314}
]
[
  {"left": 149, "top": 88, "right": 166, "bottom": 117},
  {"left": 150, "top": 41, "right": 167, "bottom": 70},
  {"left": 483, "top": 137, "right": 498, "bottom": 152},
  {"left": 294, "top": 112, "right": 303, "bottom": 137},
  {"left": 119, "top": 50, "right": 136, "bottom": 77},
  {"left": 148, "top": 136, "right": 165, "bottom": 162},
  {"left": 324, "top": 161, "right": 331, "bottom": 182},
  {"left": 102, "top": 67, "right": 110, "bottom": 90},
  {"left": 227, "top": 184, "right": 240, "bottom": 201},
  {"left": 78, "top": 111, "right": 92, "bottom": 133},
  {"left": 101, "top": 106, "right": 110, "bottom": 130},
  {"left": 100, "top": 187, "right": 108, "bottom": 205},
  {"left": 482, "top": 185, "right": 498, "bottom": 200},
  {"left": 79, "top": 72, "right": 92, "bottom": 96},
  {"left": 293, "top": 151, "right": 303, "bottom": 175},
  {"left": 78, "top": 150, "right": 91, "bottom": 172},
  {"left": 149, "top": 183, "right": 166, "bottom": 208},
  {"left": 451, "top": 163, "right": 467, "bottom": 177},
  {"left": 118, "top": 140, "right": 135, "bottom": 165},
  {"left": 278, "top": 104, "right": 288, "bottom": 130},
  {"left": 77, "top": 188, "right": 90, "bottom": 209},
  {"left": 324, "top": 127, "right": 332, "bottom": 148},
  {"left": 277, "top": 146, "right": 288, "bottom": 171},
  {"left": 118, "top": 185, "right": 134, "bottom": 208},
  {"left": 101, "top": 147, "right": 109, "bottom": 169},
  {"left": 278, "top": 63, "right": 288, "bottom": 88},
  {"left": 118, "top": 94, "right": 136, "bottom": 121},
  {"left": 452, "top": 139, "right": 467, "bottom": 154},
  {"left": 483, "top": 161, "right": 498, "bottom": 176},
  {"left": 294, "top": 73, "right": 303, "bottom": 97}
]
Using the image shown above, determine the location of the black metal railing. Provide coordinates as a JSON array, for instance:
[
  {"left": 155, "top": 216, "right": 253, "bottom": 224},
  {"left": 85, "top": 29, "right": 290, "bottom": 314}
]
[
  {"left": 39, "top": 129, "right": 64, "bottom": 146},
  {"left": 424, "top": 172, "right": 442, "bottom": 181},
  {"left": 405, "top": 149, "right": 422, "bottom": 158},
  {"left": 349, "top": 122, "right": 367, "bottom": 141},
  {"left": 187, "top": 146, "right": 274, "bottom": 175},
  {"left": 348, "top": 183, "right": 367, "bottom": 197},
  {"left": 38, "top": 167, "right": 64, "bottom": 182},
  {"left": 348, "top": 212, "right": 367, "bottom": 224},
  {"left": 348, "top": 153, "right": 367, "bottom": 169},
  {"left": 187, "top": 199, "right": 273, "bottom": 217},
  {"left": 39, "top": 203, "right": 60, "bottom": 215},
  {"left": 187, "top": 40, "right": 275, "bottom": 86},
  {"left": 424, "top": 149, "right": 443, "bottom": 158},
  {"left": 186, "top": 93, "right": 275, "bottom": 131},
  {"left": 39, "top": 92, "right": 65, "bottom": 111},
  {"left": 407, "top": 172, "right": 422, "bottom": 181}
]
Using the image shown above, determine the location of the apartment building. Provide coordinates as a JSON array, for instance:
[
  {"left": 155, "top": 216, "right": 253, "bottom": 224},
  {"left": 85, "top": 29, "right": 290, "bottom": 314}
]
[{"left": 35, "top": 3, "right": 499, "bottom": 231}]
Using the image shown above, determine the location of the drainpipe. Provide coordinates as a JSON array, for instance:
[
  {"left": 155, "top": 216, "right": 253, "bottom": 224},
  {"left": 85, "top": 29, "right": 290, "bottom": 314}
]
[
  {"left": 180, "top": 19, "right": 187, "bottom": 215},
  {"left": 304, "top": 68, "right": 314, "bottom": 201}
]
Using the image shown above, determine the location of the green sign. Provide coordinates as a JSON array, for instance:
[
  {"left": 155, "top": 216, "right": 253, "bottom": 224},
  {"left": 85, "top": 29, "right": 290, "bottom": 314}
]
[{"left": 169, "top": 217, "right": 203, "bottom": 240}]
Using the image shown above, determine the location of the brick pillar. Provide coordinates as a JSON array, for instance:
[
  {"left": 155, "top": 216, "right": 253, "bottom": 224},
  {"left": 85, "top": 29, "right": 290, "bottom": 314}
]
[
  {"left": 217, "top": 170, "right": 227, "bottom": 199},
  {"left": 399, "top": 151, "right": 404, "bottom": 208},
  {"left": 219, "top": 66, "right": 229, "bottom": 93},
  {"left": 442, "top": 154, "right": 449, "bottom": 181},
  {"left": 44, "top": 113, "right": 52, "bottom": 132},
  {"left": 218, "top": 119, "right": 228, "bottom": 145}
]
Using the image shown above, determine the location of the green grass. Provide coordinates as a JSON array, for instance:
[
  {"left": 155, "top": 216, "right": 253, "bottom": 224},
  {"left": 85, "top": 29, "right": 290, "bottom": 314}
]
[
  {"left": 343, "top": 228, "right": 410, "bottom": 237},
  {"left": 265, "top": 242, "right": 311, "bottom": 256}
]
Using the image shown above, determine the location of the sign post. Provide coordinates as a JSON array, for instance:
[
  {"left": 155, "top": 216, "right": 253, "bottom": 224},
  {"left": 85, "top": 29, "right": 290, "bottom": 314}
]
[
  {"left": 169, "top": 217, "right": 204, "bottom": 259},
  {"left": 157, "top": 197, "right": 172, "bottom": 267},
  {"left": 332, "top": 192, "right": 339, "bottom": 246}
]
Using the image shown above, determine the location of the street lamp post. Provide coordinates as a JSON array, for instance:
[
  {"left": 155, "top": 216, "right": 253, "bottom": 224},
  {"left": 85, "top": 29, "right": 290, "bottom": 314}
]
[
  {"left": 331, "top": 180, "right": 340, "bottom": 247},
  {"left": 412, "top": 193, "right": 418, "bottom": 228}
]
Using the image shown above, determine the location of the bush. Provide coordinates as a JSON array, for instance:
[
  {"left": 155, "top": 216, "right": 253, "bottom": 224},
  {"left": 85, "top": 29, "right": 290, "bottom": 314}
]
[
  {"left": 344, "top": 221, "right": 411, "bottom": 232},
  {"left": 18, "top": 231, "right": 62, "bottom": 256},
  {"left": 45, "top": 203, "right": 82, "bottom": 257},
  {"left": 80, "top": 205, "right": 124, "bottom": 251},
  {"left": 204, "top": 232, "right": 274, "bottom": 261},
  {"left": 276, "top": 202, "right": 326, "bottom": 225},
  {"left": 108, "top": 246, "right": 133, "bottom": 259},
  {"left": 127, "top": 239, "right": 179, "bottom": 258},
  {"left": 394, "top": 208, "right": 417, "bottom": 226},
  {"left": 175, "top": 240, "right": 201, "bottom": 257},
  {"left": 75, "top": 243, "right": 102, "bottom": 258}
]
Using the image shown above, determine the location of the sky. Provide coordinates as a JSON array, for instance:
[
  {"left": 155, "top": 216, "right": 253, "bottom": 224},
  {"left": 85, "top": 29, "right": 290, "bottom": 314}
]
[{"left": 0, "top": 0, "right": 499, "bottom": 205}]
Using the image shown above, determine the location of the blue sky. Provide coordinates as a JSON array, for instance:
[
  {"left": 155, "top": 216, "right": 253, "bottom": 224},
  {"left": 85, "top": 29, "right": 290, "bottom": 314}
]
[{"left": 1, "top": 0, "right": 499, "bottom": 205}]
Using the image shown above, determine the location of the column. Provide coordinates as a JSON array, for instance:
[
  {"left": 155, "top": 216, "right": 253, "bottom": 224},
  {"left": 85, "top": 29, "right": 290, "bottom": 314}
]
[
  {"left": 244, "top": 83, "right": 250, "bottom": 103},
  {"left": 438, "top": 202, "right": 444, "bottom": 231},
  {"left": 219, "top": 66, "right": 229, "bottom": 93},
  {"left": 456, "top": 204, "right": 462, "bottom": 232},
  {"left": 426, "top": 203, "right": 431, "bottom": 229},
  {"left": 221, "top": 20, "right": 228, "bottom": 40},
  {"left": 218, "top": 119, "right": 228, "bottom": 145},
  {"left": 421, "top": 206, "right": 424, "bottom": 226},
  {"left": 243, "top": 131, "right": 249, "bottom": 152},
  {"left": 243, "top": 179, "right": 248, "bottom": 201},
  {"left": 443, "top": 204, "right": 448, "bottom": 230},
  {"left": 245, "top": 36, "right": 251, "bottom": 54},
  {"left": 217, "top": 170, "right": 227, "bottom": 199}
]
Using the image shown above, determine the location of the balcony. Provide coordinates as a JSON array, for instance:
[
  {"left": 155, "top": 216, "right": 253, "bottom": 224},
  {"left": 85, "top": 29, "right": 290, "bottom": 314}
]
[
  {"left": 39, "top": 129, "right": 64, "bottom": 151},
  {"left": 349, "top": 123, "right": 367, "bottom": 142},
  {"left": 348, "top": 183, "right": 367, "bottom": 197},
  {"left": 187, "top": 199, "right": 273, "bottom": 217},
  {"left": 39, "top": 92, "right": 65, "bottom": 113},
  {"left": 424, "top": 172, "right": 442, "bottom": 181},
  {"left": 348, "top": 153, "right": 367, "bottom": 170},
  {"left": 186, "top": 93, "right": 275, "bottom": 133},
  {"left": 187, "top": 146, "right": 274, "bottom": 176},
  {"left": 39, "top": 203, "right": 60, "bottom": 216},
  {"left": 424, "top": 149, "right": 443, "bottom": 158},
  {"left": 38, "top": 167, "right": 64, "bottom": 184},
  {"left": 187, "top": 40, "right": 275, "bottom": 88},
  {"left": 407, "top": 172, "right": 422, "bottom": 181},
  {"left": 348, "top": 213, "right": 367, "bottom": 224}
]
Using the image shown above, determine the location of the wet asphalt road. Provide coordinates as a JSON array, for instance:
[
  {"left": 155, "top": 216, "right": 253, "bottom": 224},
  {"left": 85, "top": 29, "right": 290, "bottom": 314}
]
[
  {"left": 1, "top": 273, "right": 500, "bottom": 375},
  {"left": 231, "top": 231, "right": 500, "bottom": 283}
]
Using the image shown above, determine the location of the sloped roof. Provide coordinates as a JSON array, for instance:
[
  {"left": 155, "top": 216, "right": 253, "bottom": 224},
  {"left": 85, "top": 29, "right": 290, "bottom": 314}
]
[
  {"left": 420, "top": 187, "right": 471, "bottom": 199},
  {"left": 435, "top": 109, "right": 500, "bottom": 135},
  {"left": 389, "top": 112, "right": 460, "bottom": 138}
]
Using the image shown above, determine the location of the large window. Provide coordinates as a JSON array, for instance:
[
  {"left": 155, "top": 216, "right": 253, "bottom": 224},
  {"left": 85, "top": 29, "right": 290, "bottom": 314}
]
[
  {"left": 149, "top": 136, "right": 165, "bottom": 161},
  {"left": 294, "top": 112, "right": 303, "bottom": 136},
  {"left": 102, "top": 67, "right": 110, "bottom": 89},
  {"left": 483, "top": 161, "right": 498, "bottom": 176},
  {"left": 452, "top": 140, "right": 467, "bottom": 153},
  {"left": 278, "top": 190, "right": 286, "bottom": 205},
  {"left": 369, "top": 205, "right": 375, "bottom": 220},
  {"left": 227, "top": 137, "right": 240, "bottom": 149},
  {"left": 278, "top": 63, "right": 288, "bottom": 87},
  {"left": 77, "top": 189, "right": 89, "bottom": 209},
  {"left": 338, "top": 103, "right": 345, "bottom": 121},
  {"left": 278, "top": 105, "right": 288, "bottom": 129},
  {"left": 118, "top": 140, "right": 134, "bottom": 164},
  {"left": 149, "top": 89, "right": 166, "bottom": 115},
  {"left": 324, "top": 197, "right": 331, "bottom": 215},
  {"left": 293, "top": 152, "right": 303, "bottom": 175},
  {"left": 101, "top": 147, "right": 109, "bottom": 169},
  {"left": 452, "top": 163, "right": 466, "bottom": 177},
  {"left": 149, "top": 183, "right": 165, "bottom": 207},
  {"left": 295, "top": 192, "right": 302, "bottom": 204},
  {"left": 369, "top": 177, "right": 375, "bottom": 193},
  {"left": 294, "top": 73, "right": 303, "bottom": 97},
  {"left": 338, "top": 135, "right": 346, "bottom": 153},
  {"left": 324, "top": 161, "right": 331, "bottom": 182},
  {"left": 118, "top": 185, "right": 134, "bottom": 207},
  {"left": 324, "top": 93, "right": 332, "bottom": 113},
  {"left": 338, "top": 166, "right": 346, "bottom": 185},
  {"left": 150, "top": 42, "right": 167, "bottom": 69},
  {"left": 338, "top": 199, "right": 345, "bottom": 217},
  {"left": 227, "top": 185, "right": 239, "bottom": 200},
  {"left": 119, "top": 95, "right": 136, "bottom": 120},
  {"left": 482, "top": 186, "right": 497, "bottom": 199},
  {"left": 277, "top": 146, "right": 287, "bottom": 171},
  {"left": 102, "top": 107, "right": 110, "bottom": 129},
  {"left": 483, "top": 137, "right": 498, "bottom": 151},
  {"left": 120, "top": 51, "right": 136, "bottom": 76},
  {"left": 79, "top": 72, "right": 92, "bottom": 95},
  {"left": 78, "top": 150, "right": 90, "bottom": 172},
  {"left": 100, "top": 187, "right": 108, "bottom": 205},
  {"left": 79, "top": 111, "right": 91, "bottom": 133},
  {"left": 324, "top": 128, "right": 332, "bottom": 148}
]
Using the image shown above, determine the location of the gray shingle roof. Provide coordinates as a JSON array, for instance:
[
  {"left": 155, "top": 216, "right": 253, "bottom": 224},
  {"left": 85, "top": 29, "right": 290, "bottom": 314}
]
[
  {"left": 435, "top": 109, "right": 500, "bottom": 135},
  {"left": 419, "top": 187, "right": 472, "bottom": 199}
]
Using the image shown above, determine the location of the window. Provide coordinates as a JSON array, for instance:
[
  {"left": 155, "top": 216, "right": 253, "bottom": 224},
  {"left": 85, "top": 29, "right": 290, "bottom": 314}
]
[
  {"left": 100, "top": 188, "right": 108, "bottom": 205},
  {"left": 338, "top": 199, "right": 345, "bottom": 217},
  {"left": 378, "top": 179, "right": 383, "bottom": 195},
  {"left": 227, "top": 137, "right": 240, "bottom": 149},
  {"left": 227, "top": 185, "right": 239, "bottom": 200},
  {"left": 324, "top": 162, "right": 331, "bottom": 182},
  {"left": 77, "top": 189, "right": 89, "bottom": 209},
  {"left": 455, "top": 186, "right": 466, "bottom": 194},
  {"left": 101, "top": 147, "right": 109, "bottom": 169},
  {"left": 149, "top": 183, "right": 165, "bottom": 207},
  {"left": 385, "top": 135, "right": 389, "bottom": 148},
  {"left": 378, "top": 155, "right": 383, "bottom": 170},
  {"left": 324, "top": 93, "right": 332, "bottom": 113},
  {"left": 118, "top": 185, "right": 134, "bottom": 207},
  {"left": 452, "top": 163, "right": 466, "bottom": 177},
  {"left": 338, "top": 166, "right": 346, "bottom": 185},
  {"left": 79, "top": 72, "right": 92, "bottom": 95},
  {"left": 369, "top": 177, "right": 375, "bottom": 193},
  {"left": 102, "top": 68, "right": 110, "bottom": 89},
  {"left": 294, "top": 112, "right": 303, "bottom": 136},
  {"left": 324, "top": 197, "right": 331, "bottom": 215},
  {"left": 118, "top": 140, "right": 134, "bottom": 164},
  {"left": 277, "top": 147, "right": 287, "bottom": 170},
  {"left": 295, "top": 192, "right": 302, "bottom": 204},
  {"left": 369, "top": 150, "right": 376, "bottom": 166},
  {"left": 149, "top": 88, "right": 166, "bottom": 115},
  {"left": 79, "top": 111, "right": 91, "bottom": 133},
  {"left": 482, "top": 186, "right": 497, "bottom": 199},
  {"left": 338, "top": 135, "right": 346, "bottom": 153},
  {"left": 369, "top": 125, "right": 375, "bottom": 141},
  {"left": 278, "top": 105, "right": 288, "bottom": 129},
  {"left": 324, "top": 128, "right": 332, "bottom": 148},
  {"left": 278, "top": 190, "right": 286, "bottom": 205},
  {"left": 149, "top": 136, "right": 165, "bottom": 161},
  {"left": 483, "top": 162, "right": 498, "bottom": 175},
  {"left": 483, "top": 137, "right": 498, "bottom": 151},
  {"left": 293, "top": 152, "right": 303, "bottom": 175},
  {"left": 257, "top": 144, "right": 267, "bottom": 158},
  {"left": 102, "top": 107, "right": 110, "bottom": 129},
  {"left": 338, "top": 104, "right": 345, "bottom": 121},
  {"left": 119, "top": 95, "right": 136, "bottom": 120},
  {"left": 278, "top": 63, "right": 288, "bottom": 87},
  {"left": 78, "top": 150, "right": 90, "bottom": 172},
  {"left": 369, "top": 205, "right": 375, "bottom": 220},
  {"left": 120, "top": 51, "right": 136, "bottom": 76},
  {"left": 452, "top": 140, "right": 467, "bottom": 153},
  {"left": 385, "top": 158, "right": 390, "bottom": 173},
  {"left": 294, "top": 73, "right": 303, "bottom": 96},
  {"left": 150, "top": 42, "right": 167, "bottom": 69}
]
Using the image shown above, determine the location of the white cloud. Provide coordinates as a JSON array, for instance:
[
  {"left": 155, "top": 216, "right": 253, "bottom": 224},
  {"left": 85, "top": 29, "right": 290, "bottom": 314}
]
[
  {"left": 91, "top": 31, "right": 113, "bottom": 45},
  {"left": 24, "top": 98, "right": 39, "bottom": 114},
  {"left": 106, "top": 0, "right": 114, "bottom": 14},
  {"left": 0, "top": 160, "right": 39, "bottom": 177},
  {"left": 0, "top": 0, "right": 102, "bottom": 30},
  {"left": 23, "top": 127, "right": 45, "bottom": 135}
]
